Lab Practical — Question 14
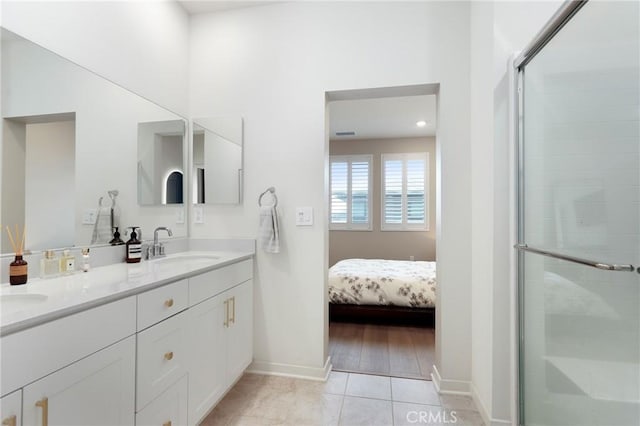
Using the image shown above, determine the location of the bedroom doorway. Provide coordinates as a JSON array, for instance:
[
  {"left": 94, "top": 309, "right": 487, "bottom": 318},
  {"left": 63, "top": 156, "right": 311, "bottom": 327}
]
[{"left": 325, "top": 85, "right": 439, "bottom": 380}]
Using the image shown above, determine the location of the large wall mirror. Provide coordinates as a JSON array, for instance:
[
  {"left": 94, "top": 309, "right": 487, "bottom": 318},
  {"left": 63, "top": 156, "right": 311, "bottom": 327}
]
[
  {"left": 192, "top": 117, "right": 243, "bottom": 205},
  {"left": 137, "top": 120, "right": 186, "bottom": 206},
  {"left": 0, "top": 28, "right": 187, "bottom": 254}
]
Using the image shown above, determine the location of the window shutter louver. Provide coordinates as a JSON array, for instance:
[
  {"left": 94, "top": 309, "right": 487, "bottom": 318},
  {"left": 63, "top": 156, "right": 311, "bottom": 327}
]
[
  {"left": 406, "top": 159, "right": 425, "bottom": 224},
  {"left": 384, "top": 160, "right": 403, "bottom": 224},
  {"left": 351, "top": 161, "right": 370, "bottom": 224},
  {"left": 329, "top": 155, "right": 372, "bottom": 230},
  {"left": 330, "top": 161, "right": 348, "bottom": 224},
  {"left": 382, "top": 153, "right": 428, "bottom": 231}
]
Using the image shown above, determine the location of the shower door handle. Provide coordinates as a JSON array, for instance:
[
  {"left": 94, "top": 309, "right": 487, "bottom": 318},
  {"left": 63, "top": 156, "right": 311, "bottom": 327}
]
[{"left": 514, "top": 244, "right": 635, "bottom": 272}]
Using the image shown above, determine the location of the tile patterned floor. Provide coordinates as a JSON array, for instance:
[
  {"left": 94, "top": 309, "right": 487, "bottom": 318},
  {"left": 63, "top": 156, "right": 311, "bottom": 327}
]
[{"left": 201, "top": 372, "right": 484, "bottom": 426}]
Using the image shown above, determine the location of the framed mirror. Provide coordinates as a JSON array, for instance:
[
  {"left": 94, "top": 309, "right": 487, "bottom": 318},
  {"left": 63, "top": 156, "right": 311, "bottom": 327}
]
[
  {"left": 0, "top": 28, "right": 188, "bottom": 253},
  {"left": 192, "top": 117, "right": 243, "bottom": 205}
]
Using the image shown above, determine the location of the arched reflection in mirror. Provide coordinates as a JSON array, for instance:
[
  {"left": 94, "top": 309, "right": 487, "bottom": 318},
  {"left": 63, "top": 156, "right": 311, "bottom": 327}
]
[{"left": 165, "top": 170, "right": 184, "bottom": 204}]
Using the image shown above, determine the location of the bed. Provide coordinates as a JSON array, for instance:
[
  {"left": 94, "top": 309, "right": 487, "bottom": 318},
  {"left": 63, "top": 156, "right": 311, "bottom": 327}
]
[{"left": 328, "top": 258, "right": 436, "bottom": 326}]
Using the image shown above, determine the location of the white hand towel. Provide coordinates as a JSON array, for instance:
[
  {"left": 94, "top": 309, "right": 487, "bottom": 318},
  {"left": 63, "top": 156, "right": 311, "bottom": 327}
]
[{"left": 259, "top": 205, "right": 280, "bottom": 253}]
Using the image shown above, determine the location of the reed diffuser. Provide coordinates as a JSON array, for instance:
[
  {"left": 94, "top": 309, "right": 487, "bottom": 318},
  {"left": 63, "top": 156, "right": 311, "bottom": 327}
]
[{"left": 6, "top": 224, "right": 27, "bottom": 285}]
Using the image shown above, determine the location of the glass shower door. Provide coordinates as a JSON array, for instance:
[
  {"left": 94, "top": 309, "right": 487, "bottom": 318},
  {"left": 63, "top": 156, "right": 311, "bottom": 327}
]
[{"left": 518, "top": 1, "right": 639, "bottom": 425}]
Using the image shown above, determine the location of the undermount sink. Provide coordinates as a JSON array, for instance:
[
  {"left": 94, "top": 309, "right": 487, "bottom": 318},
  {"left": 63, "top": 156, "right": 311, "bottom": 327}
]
[{"left": 0, "top": 293, "right": 48, "bottom": 305}]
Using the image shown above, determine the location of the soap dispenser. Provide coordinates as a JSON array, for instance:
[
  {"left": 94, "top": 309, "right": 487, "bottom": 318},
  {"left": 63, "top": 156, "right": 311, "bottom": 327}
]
[{"left": 125, "top": 227, "right": 142, "bottom": 263}]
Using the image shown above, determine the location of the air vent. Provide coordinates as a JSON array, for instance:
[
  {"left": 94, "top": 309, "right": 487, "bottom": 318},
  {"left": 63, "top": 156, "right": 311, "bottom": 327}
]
[{"left": 336, "top": 131, "right": 356, "bottom": 136}]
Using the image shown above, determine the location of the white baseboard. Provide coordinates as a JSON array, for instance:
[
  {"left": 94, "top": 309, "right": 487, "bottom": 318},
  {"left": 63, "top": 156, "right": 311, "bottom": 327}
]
[
  {"left": 431, "top": 365, "right": 471, "bottom": 395},
  {"left": 247, "top": 356, "right": 332, "bottom": 381},
  {"left": 471, "top": 382, "right": 491, "bottom": 426},
  {"left": 470, "top": 382, "right": 513, "bottom": 426}
]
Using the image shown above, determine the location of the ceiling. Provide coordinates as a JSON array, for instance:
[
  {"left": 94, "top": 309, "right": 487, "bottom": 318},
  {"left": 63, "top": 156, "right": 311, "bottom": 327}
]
[
  {"left": 329, "top": 95, "right": 437, "bottom": 141},
  {"left": 178, "top": 1, "right": 280, "bottom": 15}
]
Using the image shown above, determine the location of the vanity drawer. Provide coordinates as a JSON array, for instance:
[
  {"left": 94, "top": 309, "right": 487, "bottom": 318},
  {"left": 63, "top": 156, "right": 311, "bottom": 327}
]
[
  {"left": 136, "top": 375, "right": 188, "bottom": 425},
  {"left": 0, "top": 389, "right": 22, "bottom": 426},
  {"left": 136, "top": 311, "right": 188, "bottom": 410},
  {"left": 137, "top": 279, "right": 188, "bottom": 331},
  {"left": 189, "top": 259, "right": 253, "bottom": 306}
]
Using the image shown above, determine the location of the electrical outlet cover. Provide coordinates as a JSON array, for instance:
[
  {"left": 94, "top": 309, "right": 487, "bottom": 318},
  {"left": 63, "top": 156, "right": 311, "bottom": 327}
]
[
  {"left": 82, "top": 208, "right": 97, "bottom": 225},
  {"left": 194, "top": 206, "right": 204, "bottom": 224},
  {"left": 295, "top": 207, "right": 313, "bottom": 226}
]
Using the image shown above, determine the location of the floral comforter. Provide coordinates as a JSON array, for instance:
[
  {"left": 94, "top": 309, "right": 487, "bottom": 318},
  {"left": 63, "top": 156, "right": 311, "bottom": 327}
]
[{"left": 328, "top": 259, "right": 437, "bottom": 308}]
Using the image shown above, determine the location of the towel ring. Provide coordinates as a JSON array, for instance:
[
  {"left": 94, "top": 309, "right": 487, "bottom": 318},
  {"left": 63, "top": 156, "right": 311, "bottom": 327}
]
[{"left": 258, "top": 187, "right": 278, "bottom": 207}]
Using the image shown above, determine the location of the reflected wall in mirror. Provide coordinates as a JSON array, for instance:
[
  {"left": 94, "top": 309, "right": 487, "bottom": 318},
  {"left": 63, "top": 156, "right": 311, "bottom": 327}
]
[
  {"left": 138, "top": 120, "right": 186, "bottom": 205},
  {"left": 192, "top": 117, "right": 243, "bottom": 205},
  {"left": 0, "top": 28, "right": 187, "bottom": 253}
]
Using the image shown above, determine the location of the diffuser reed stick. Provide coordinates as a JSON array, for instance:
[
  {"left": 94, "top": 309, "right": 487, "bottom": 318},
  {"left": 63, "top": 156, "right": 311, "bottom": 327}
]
[
  {"left": 6, "top": 225, "right": 18, "bottom": 254},
  {"left": 5, "top": 224, "right": 25, "bottom": 255},
  {"left": 19, "top": 225, "right": 26, "bottom": 256}
]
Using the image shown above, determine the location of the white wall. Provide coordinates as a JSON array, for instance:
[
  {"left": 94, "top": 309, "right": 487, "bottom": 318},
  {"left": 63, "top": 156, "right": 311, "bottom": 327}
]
[
  {"left": 469, "top": 2, "right": 495, "bottom": 419},
  {"left": 0, "top": 0, "right": 189, "bottom": 116},
  {"left": 469, "top": 1, "right": 563, "bottom": 424},
  {"left": 189, "top": 2, "right": 472, "bottom": 383}
]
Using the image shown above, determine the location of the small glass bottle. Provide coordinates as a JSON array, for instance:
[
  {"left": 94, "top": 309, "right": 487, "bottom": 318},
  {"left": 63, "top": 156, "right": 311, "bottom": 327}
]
[
  {"left": 40, "top": 250, "right": 60, "bottom": 278},
  {"left": 59, "top": 249, "right": 76, "bottom": 275},
  {"left": 10, "top": 255, "right": 28, "bottom": 285},
  {"left": 82, "top": 248, "right": 91, "bottom": 272}
]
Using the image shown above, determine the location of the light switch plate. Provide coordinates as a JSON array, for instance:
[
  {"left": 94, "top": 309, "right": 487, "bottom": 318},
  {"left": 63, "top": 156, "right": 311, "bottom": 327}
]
[
  {"left": 194, "top": 206, "right": 204, "bottom": 224},
  {"left": 176, "top": 208, "right": 185, "bottom": 224},
  {"left": 82, "top": 208, "right": 97, "bottom": 225},
  {"left": 295, "top": 207, "right": 313, "bottom": 226}
]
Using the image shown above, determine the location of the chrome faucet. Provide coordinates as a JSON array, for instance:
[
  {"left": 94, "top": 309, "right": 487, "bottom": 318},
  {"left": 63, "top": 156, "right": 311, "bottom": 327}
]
[{"left": 148, "top": 227, "right": 173, "bottom": 259}]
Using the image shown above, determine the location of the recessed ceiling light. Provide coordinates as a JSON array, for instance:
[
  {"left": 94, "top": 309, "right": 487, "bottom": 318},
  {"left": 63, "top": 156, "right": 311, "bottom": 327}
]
[{"left": 416, "top": 120, "right": 427, "bottom": 128}]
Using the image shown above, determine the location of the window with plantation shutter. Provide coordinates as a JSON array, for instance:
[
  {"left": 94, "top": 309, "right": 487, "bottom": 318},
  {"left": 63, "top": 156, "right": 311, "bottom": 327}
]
[
  {"left": 329, "top": 155, "right": 372, "bottom": 230},
  {"left": 382, "top": 152, "right": 428, "bottom": 231}
]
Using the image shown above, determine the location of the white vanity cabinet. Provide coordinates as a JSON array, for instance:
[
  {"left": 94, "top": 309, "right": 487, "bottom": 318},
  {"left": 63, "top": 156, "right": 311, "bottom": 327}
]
[
  {"left": 0, "top": 255, "right": 254, "bottom": 426},
  {"left": 136, "top": 311, "right": 188, "bottom": 410},
  {"left": 225, "top": 280, "right": 253, "bottom": 384},
  {"left": 186, "top": 291, "right": 228, "bottom": 423},
  {"left": 135, "top": 375, "right": 188, "bottom": 426},
  {"left": 187, "top": 260, "right": 253, "bottom": 425},
  {"left": 22, "top": 336, "right": 136, "bottom": 426},
  {"left": 1, "top": 296, "right": 137, "bottom": 426},
  {"left": 134, "top": 278, "right": 190, "bottom": 426},
  {"left": 0, "top": 390, "right": 22, "bottom": 426}
]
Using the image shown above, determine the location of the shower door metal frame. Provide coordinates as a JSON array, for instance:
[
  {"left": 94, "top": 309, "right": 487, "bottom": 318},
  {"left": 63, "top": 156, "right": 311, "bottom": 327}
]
[{"left": 513, "top": 1, "right": 589, "bottom": 424}]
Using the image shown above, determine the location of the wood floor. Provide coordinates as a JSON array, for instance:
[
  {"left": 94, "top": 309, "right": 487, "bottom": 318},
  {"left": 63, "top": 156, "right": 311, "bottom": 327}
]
[{"left": 329, "top": 322, "right": 435, "bottom": 380}]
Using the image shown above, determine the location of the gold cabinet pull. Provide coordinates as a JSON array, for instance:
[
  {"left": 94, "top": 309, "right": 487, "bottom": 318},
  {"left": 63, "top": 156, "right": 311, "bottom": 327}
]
[
  {"left": 2, "top": 415, "right": 16, "bottom": 426},
  {"left": 164, "top": 298, "right": 174, "bottom": 308},
  {"left": 223, "top": 299, "right": 229, "bottom": 327},
  {"left": 230, "top": 296, "right": 236, "bottom": 325},
  {"left": 162, "top": 422, "right": 172, "bottom": 426},
  {"left": 164, "top": 351, "right": 174, "bottom": 361},
  {"left": 35, "top": 397, "right": 48, "bottom": 426}
]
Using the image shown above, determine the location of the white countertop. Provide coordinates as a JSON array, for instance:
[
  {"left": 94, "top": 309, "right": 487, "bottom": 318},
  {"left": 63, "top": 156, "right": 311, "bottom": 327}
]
[{"left": 0, "top": 250, "right": 253, "bottom": 336}]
